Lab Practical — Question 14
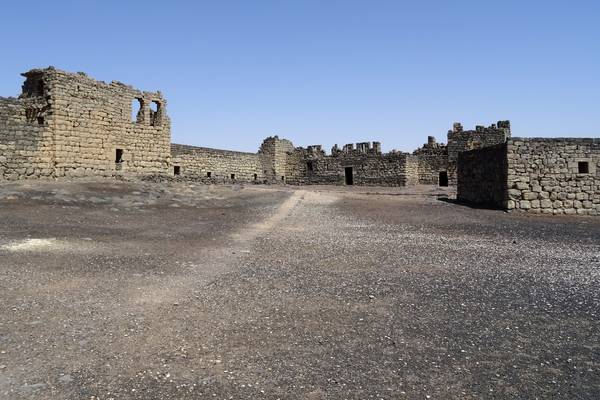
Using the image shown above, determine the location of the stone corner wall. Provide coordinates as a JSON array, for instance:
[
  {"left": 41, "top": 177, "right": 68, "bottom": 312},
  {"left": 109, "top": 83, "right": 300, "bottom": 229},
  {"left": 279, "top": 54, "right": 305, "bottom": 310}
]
[
  {"left": 456, "top": 143, "right": 508, "bottom": 208},
  {"left": 259, "top": 136, "right": 294, "bottom": 183},
  {"left": 447, "top": 120, "right": 511, "bottom": 185},
  {"left": 285, "top": 141, "right": 417, "bottom": 187},
  {"left": 506, "top": 137, "right": 600, "bottom": 216}
]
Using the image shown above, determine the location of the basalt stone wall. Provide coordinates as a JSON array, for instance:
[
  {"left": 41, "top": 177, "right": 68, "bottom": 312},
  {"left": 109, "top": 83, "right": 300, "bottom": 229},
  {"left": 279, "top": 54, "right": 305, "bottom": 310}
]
[
  {"left": 506, "top": 138, "right": 600, "bottom": 215},
  {"left": 0, "top": 94, "right": 54, "bottom": 179},
  {"left": 416, "top": 154, "right": 449, "bottom": 185},
  {"left": 45, "top": 68, "right": 171, "bottom": 177},
  {"left": 411, "top": 136, "right": 449, "bottom": 185},
  {"left": 171, "top": 144, "right": 264, "bottom": 183},
  {"left": 259, "top": 136, "right": 294, "bottom": 183},
  {"left": 0, "top": 67, "right": 171, "bottom": 179},
  {"left": 447, "top": 121, "right": 511, "bottom": 185},
  {"left": 456, "top": 143, "right": 508, "bottom": 208},
  {"left": 286, "top": 142, "right": 416, "bottom": 186}
]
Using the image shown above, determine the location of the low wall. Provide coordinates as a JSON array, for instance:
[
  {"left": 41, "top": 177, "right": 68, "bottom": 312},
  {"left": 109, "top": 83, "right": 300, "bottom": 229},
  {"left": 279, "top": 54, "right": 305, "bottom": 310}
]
[
  {"left": 457, "top": 143, "right": 508, "bottom": 208},
  {"left": 171, "top": 144, "right": 264, "bottom": 183},
  {"left": 506, "top": 138, "right": 600, "bottom": 215}
]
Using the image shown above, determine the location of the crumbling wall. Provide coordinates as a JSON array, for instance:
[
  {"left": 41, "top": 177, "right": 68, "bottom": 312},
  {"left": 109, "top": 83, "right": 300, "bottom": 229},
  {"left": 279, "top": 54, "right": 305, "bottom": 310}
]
[
  {"left": 44, "top": 68, "right": 171, "bottom": 177},
  {"left": 286, "top": 141, "right": 415, "bottom": 186},
  {"left": 456, "top": 143, "right": 508, "bottom": 208},
  {"left": 447, "top": 121, "right": 511, "bottom": 185},
  {"left": 0, "top": 67, "right": 171, "bottom": 180},
  {"left": 0, "top": 70, "right": 55, "bottom": 179},
  {"left": 413, "top": 136, "right": 449, "bottom": 185},
  {"left": 171, "top": 144, "right": 263, "bottom": 182},
  {"left": 0, "top": 95, "right": 54, "bottom": 179},
  {"left": 506, "top": 138, "right": 600, "bottom": 215}
]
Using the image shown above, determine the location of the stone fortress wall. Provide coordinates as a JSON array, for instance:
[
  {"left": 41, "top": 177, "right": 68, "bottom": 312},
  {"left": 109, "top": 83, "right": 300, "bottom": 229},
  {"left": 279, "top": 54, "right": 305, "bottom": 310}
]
[
  {"left": 284, "top": 142, "right": 419, "bottom": 186},
  {"left": 0, "top": 67, "right": 171, "bottom": 180},
  {"left": 506, "top": 138, "right": 599, "bottom": 215},
  {"left": 0, "top": 68, "right": 506, "bottom": 188},
  {"left": 171, "top": 137, "right": 420, "bottom": 187},
  {"left": 2, "top": 68, "right": 598, "bottom": 215},
  {"left": 171, "top": 143, "right": 263, "bottom": 183}
]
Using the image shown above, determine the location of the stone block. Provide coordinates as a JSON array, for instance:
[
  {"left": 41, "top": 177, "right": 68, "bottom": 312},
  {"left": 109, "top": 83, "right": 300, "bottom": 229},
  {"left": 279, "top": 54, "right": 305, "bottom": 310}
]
[
  {"left": 514, "top": 182, "right": 529, "bottom": 190},
  {"left": 519, "top": 200, "right": 531, "bottom": 209},
  {"left": 540, "top": 199, "right": 552, "bottom": 208}
]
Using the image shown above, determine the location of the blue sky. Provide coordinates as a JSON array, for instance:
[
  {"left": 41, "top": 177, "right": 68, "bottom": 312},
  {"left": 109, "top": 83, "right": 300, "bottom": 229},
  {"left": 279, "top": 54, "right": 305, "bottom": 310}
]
[{"left": 1, "top": 1, "right": 599, "bottom": 152}]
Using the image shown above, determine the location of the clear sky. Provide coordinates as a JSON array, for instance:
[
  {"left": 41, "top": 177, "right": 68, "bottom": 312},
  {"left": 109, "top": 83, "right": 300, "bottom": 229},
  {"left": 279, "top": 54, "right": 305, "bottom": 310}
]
[{"left": 1, "top": 1, "right": 599, "bottom": 152}]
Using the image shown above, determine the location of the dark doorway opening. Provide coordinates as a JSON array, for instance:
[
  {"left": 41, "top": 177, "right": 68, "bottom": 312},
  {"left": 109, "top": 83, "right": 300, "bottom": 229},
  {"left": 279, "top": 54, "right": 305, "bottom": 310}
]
[
  {"left": 344, "top": 167, "right": 354, "bottom": 185},
  {"left": 306, "top": 161, "right": 313, "bottom": 172},
  {"left": 174, "top": 166, "right": 181, "bottom": 175},
  {"left": 253, "top": 173, "right": 257, "bottom": 181},
  {"left": 207, "top": 171, "right": 211, "bottom": 178},
  {"left": 231, "top": 174, "right": 235, "bottom": 180},
  {"left": 439, "top": 171, "right": 448, "bottom": 187},
  {"left": 115, "top": 149, "right": 123, "bottom": 163}
]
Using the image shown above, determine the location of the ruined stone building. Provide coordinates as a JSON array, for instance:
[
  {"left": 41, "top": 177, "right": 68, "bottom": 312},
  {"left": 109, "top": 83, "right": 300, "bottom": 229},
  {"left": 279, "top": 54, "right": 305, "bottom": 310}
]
[
  {"left": 1, "top": 68, "right": 598, "bottom": 215},
  {"left": 0, "top": 67, "right": 171, "bottom": 179}
]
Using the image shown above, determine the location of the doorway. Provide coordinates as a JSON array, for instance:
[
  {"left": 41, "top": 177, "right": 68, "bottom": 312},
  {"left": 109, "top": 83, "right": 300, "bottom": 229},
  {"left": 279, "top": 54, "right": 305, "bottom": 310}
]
[
  {"left": 344, "top": 167, "right": 354, "bottom": 185},
  {"left": 439, "top": 171, "right": 448, "bottom": 187}
]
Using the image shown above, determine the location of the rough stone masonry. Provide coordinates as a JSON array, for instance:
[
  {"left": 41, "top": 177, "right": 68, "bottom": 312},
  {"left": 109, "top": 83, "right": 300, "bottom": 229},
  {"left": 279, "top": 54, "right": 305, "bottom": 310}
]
[
  {"left": 457, "top": 138, "right": 600, "bottom": 215},
  {"left": 1, "top": 67, "right": 599, "bottom": 215},
  {"left": 0, "top": 67, "right": 171, "bottom": 179}
]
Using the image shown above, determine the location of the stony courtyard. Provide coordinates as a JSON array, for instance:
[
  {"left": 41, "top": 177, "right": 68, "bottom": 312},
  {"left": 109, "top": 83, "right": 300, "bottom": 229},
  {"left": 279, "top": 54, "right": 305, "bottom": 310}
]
[{"left": 0, "top": 181, "right": 599, "bottom": 399}]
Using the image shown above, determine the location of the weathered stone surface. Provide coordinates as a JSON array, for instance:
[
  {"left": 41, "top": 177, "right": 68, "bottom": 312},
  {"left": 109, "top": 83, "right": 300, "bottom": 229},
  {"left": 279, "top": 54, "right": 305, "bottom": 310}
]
[
  {"left": 285, "top": 143, "right": 419, "bottom": 186},
  {"left": 458, "top": 137, "right": 599, "bottom": 216},
  {"left": 446, "top": 121, "right": 511, "bottom": 185},
  {"left": 456, "top": 143, "right": 508, "bottom": 208},
  {"left": 0, "top": 67, "right": 170, "bottom": 179}
]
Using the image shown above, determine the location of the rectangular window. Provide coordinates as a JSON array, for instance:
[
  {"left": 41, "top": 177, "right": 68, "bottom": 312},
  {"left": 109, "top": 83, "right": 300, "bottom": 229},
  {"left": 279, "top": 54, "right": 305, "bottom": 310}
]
[
  {"left": 115, "top": 149, "right": 123, "bottom": 163},
  {"left": 578, "top": 161, "right": 589, "bottom": 174},
  {"left": 174, "top": 166, "right": 181, "bottom": 175},
  {"left": 207, "top": 171, "right": 212, "bottom": 178}
]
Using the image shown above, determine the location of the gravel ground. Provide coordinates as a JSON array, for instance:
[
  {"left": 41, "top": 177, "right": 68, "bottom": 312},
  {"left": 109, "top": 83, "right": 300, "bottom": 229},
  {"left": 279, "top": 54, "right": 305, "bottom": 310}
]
[{"left": 0, "top": 180, "right": 598, "bottom": 399}]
